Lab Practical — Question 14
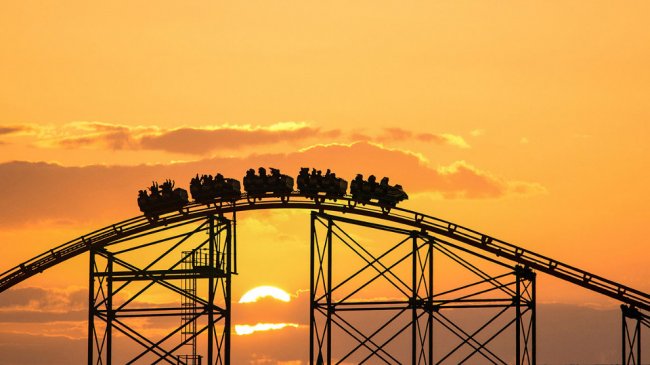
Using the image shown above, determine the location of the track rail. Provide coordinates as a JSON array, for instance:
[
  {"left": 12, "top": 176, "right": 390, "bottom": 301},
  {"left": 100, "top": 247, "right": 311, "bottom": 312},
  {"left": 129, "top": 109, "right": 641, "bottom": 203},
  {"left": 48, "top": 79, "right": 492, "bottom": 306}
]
[{"left": 1, "top": 193, "right": 648, "bottom": 311}]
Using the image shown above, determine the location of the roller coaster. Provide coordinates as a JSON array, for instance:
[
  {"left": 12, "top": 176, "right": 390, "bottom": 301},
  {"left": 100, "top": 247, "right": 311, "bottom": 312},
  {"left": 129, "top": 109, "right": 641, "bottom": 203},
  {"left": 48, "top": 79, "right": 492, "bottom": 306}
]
[{"left": 0, "top": 176, "right": 648, "bottom": 364}]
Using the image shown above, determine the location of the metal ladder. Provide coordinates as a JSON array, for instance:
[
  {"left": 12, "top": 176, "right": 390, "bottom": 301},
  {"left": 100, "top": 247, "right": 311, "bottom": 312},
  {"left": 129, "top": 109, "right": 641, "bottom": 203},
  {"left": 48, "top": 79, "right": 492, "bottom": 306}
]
[{"left": 179, "top": 250, "right": 202, "bottom": 365}]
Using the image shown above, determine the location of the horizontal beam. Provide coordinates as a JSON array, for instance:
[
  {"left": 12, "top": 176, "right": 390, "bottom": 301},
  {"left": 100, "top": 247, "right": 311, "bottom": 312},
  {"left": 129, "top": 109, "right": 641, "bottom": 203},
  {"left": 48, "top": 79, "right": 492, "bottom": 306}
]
[{"left": 95, "top": 268, "right": 226, "bottom": 281}]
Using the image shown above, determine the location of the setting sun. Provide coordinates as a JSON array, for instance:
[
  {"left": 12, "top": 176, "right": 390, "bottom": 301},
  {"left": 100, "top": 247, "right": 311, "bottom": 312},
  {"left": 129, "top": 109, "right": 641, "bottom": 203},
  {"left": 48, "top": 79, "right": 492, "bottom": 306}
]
[
  {"left": 234, "top": 323, "right": 300, "bottom": 336},
  {"left": 239, "top": 286, "right": 292, "bottom": 304}
]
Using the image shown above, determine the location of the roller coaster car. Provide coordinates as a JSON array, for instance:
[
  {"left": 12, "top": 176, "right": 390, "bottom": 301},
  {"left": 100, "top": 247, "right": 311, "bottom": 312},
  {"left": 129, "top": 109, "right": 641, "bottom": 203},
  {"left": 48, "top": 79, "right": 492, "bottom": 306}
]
[
  {"left": 137, "top": 180, "right": 189, "bottom": 220},
  {"left": 190, "top": 173, "right": 242, "bottom": 204},
  {"left": 243, "top": 167, "right": 294, "bottom": 201},
  {"left": 350, "top": 175, "right": 408, "bottom": 209},
  {"left": 297, "top": 167, "right": 348, "bottom": 201}
]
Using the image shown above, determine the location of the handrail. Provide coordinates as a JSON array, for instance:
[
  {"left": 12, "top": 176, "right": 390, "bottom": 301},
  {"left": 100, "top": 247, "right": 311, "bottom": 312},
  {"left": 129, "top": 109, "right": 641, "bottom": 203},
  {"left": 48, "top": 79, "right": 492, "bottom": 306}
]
[{"left": 1, "top": 192, "right": 648, "bottom": 312}]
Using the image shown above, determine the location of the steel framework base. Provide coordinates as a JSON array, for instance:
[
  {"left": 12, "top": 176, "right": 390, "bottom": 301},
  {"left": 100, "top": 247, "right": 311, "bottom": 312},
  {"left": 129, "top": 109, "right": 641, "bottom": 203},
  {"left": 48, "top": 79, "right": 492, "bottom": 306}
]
[
  {"left": 310, "top": 212, "right": 536, "bottom": 365},
  {"left": 88, "top": 215, "right": 233, "bottom": 365}
]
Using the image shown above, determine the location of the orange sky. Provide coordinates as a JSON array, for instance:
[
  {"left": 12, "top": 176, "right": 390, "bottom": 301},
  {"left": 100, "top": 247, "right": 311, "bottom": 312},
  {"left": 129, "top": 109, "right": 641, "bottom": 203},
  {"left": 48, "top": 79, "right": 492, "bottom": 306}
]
[{"left": 0, "top": 1, "right": 649, "bottom": 363}]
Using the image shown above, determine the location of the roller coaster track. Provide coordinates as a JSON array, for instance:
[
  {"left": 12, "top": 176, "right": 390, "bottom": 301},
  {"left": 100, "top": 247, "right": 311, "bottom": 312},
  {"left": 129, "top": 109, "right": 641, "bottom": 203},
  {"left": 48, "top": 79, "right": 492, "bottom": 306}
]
[{"left": 1, "top": 193, "right": 648, "bottom": 313}]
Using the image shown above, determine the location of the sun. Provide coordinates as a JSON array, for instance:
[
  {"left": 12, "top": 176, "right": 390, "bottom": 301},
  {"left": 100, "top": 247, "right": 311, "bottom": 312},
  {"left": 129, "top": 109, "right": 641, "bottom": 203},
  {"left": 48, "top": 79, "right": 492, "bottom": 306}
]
[{"left": 239, "top": 285, "right": 291, "bottom": 303}]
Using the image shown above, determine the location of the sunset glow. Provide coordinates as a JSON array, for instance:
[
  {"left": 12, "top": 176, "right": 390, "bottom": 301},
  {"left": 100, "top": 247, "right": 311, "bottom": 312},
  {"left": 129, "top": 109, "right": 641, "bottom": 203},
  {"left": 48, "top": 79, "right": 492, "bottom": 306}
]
[
  {"left": 234, "top": 323, "right": 300, "bottom": 336},
  {"left": 1, "top": 1, "right": 649, "bottom": 363},
  {"left": 239, "top": 286, "right": 292, "bottom": 304}
]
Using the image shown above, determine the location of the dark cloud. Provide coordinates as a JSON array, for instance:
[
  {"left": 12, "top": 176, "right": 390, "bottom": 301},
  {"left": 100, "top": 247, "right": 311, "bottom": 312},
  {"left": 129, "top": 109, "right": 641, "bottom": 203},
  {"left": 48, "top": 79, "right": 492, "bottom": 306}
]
[
  {"left": 0, "top": 309, "right": 86, "bottom": 322},
  {"left": 377, "top": 128, "right": 470, "bottom": 148},
  {"left": 0, "top": 332, "right": 86, "bottom": 365},
  {"left": 0, "top": 287, "right": 50, "bottom": 307},
  {"left": 0, "top": 287, "right": 86, "bottom": 313},
  {"left": 139, "top": 126, "right": 329, "bottom": 154},
  {"left": 58, "top": 130, "right": 137, "bottom": 150},
  {"left": 380, "top": 127, "right": 415, "bottom": 141},
  {"left": 349, "top": 131, "right": 372, "bottom": 141},
  {"left": 44, "top": 123, "right": 473, "bottom": 155},
  {"left": 29, "top": 122, "right": 473, "bottom": 155},
  {"left": 0, "top": 125, "right": 30, "bottom": 135},
  {"left": 51, "top": 122, "right": 341, "bottom": 155},
  {"left": 0, "top": 142, "right": 543, "bottom": 227}
]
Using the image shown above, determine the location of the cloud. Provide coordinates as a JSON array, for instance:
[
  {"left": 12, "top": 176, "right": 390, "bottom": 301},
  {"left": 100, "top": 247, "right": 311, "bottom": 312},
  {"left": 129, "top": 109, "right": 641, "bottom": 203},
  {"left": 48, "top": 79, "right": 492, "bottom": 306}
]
[
  {"left": 433, "top": 160, "right": 546, "bottom": 199},
  {"left": 138, "top": 125, "right": 332, "bottom": 154},
  {"left": 377, "top": 128, "right": 470, "bottom": 148},
  {"left": 55, "top": 122, "right": 143, "bottom": 150},
  {"left": 0, "top": 332, "right": 86, "bottom": 365},
  {"left": 0, "top": 142, "right": 543, "bottom": 227},
  {"left": 295, "top": 143, "right": 543, "bottom": 198},
  {"left": 235, "top": 322, "right": 301, "bottom": 335},
  {"left": 32, "top": 121, "right": 340, "bottom": 155},
  {"left": 0, "top": 287, "right": 88, "bottom": 324},
  {"left": 10, "top": 122, "right": 472, "bottom": 156},
  {"left": 0, "top": 287, "right": 86, "bottom": 313},
  {"left": 0, "top": 125, "right": 31, "bottom": 135}
]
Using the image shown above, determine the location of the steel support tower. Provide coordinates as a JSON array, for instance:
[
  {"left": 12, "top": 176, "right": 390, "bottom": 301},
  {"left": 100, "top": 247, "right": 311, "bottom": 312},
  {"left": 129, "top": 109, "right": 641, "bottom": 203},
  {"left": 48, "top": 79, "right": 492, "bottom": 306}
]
[
  {"left": 88, "top": 215, "right": 233, "bottom": 365},
  {"left": 622, "top": 304, "right": 649, "bottom": 365},
  {"left": 310, "top": 212, "right": 536, "bottom": 364}
]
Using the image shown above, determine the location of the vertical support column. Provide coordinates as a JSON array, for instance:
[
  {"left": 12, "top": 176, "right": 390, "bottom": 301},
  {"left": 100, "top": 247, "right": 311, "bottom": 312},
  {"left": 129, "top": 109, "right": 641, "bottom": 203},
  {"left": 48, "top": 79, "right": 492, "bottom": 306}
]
[
  {"left": 515, "top": 269, "right": 522, "bottom": 365},
  {"left": 514, "top": 266, "right": 536, "bottom": 365},
  {"left": 106, "top": 254, "right": 113, "bottom": 365},
  {"left": 207, "top": 215, "right": 215, "bottom": 365},
  {"left": 225, "top": 216, "right": 232, "bottom": 365},
  {"left": 412, "top": 233, "right": 417, "bottom": 365},
  {"left": 326, "top": 217, "right": 333, "bottom": 365},
  {"left": 310, "top": 215, "right": 315, "bottom": 365},
  {"left": 233, "top": 209, "right": 237, "bottom": 275},
  {"left": 531, "top": 272, "right": 536, "bottom": 365},
  {"left": 428, "top": 237, "right": 434, "bottom": 365},
  {"left": 88, "top": 248, "right": 95, "bottom": 365},
  {"left": 310, "top": 212, "right": 328, "bottom": 365},
  {"left": 621, "top": 305, "right": 642, "bottom": 365}
]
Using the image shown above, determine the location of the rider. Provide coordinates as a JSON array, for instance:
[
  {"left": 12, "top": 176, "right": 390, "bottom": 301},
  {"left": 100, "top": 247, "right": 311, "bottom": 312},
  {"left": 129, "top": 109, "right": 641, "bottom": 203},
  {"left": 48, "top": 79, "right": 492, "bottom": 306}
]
[
  {"left": 149, "top": 182, "right": 160, "bottom": 198},
  {"left": 368, "top": 175, "right": 378, "bottom": 193},
  {"left": 160, "top": 180, "right": 174, "bottom": 197}
]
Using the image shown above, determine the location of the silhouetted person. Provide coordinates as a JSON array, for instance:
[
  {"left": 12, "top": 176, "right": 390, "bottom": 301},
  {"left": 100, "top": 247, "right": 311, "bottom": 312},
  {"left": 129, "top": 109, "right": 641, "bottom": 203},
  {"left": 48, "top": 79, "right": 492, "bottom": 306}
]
[
  {"left": 150, "top": 182, "right": 160, "bottom": 198},
  {"left": 160, "top": 180, "right": 174, "bottom": 198}
]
